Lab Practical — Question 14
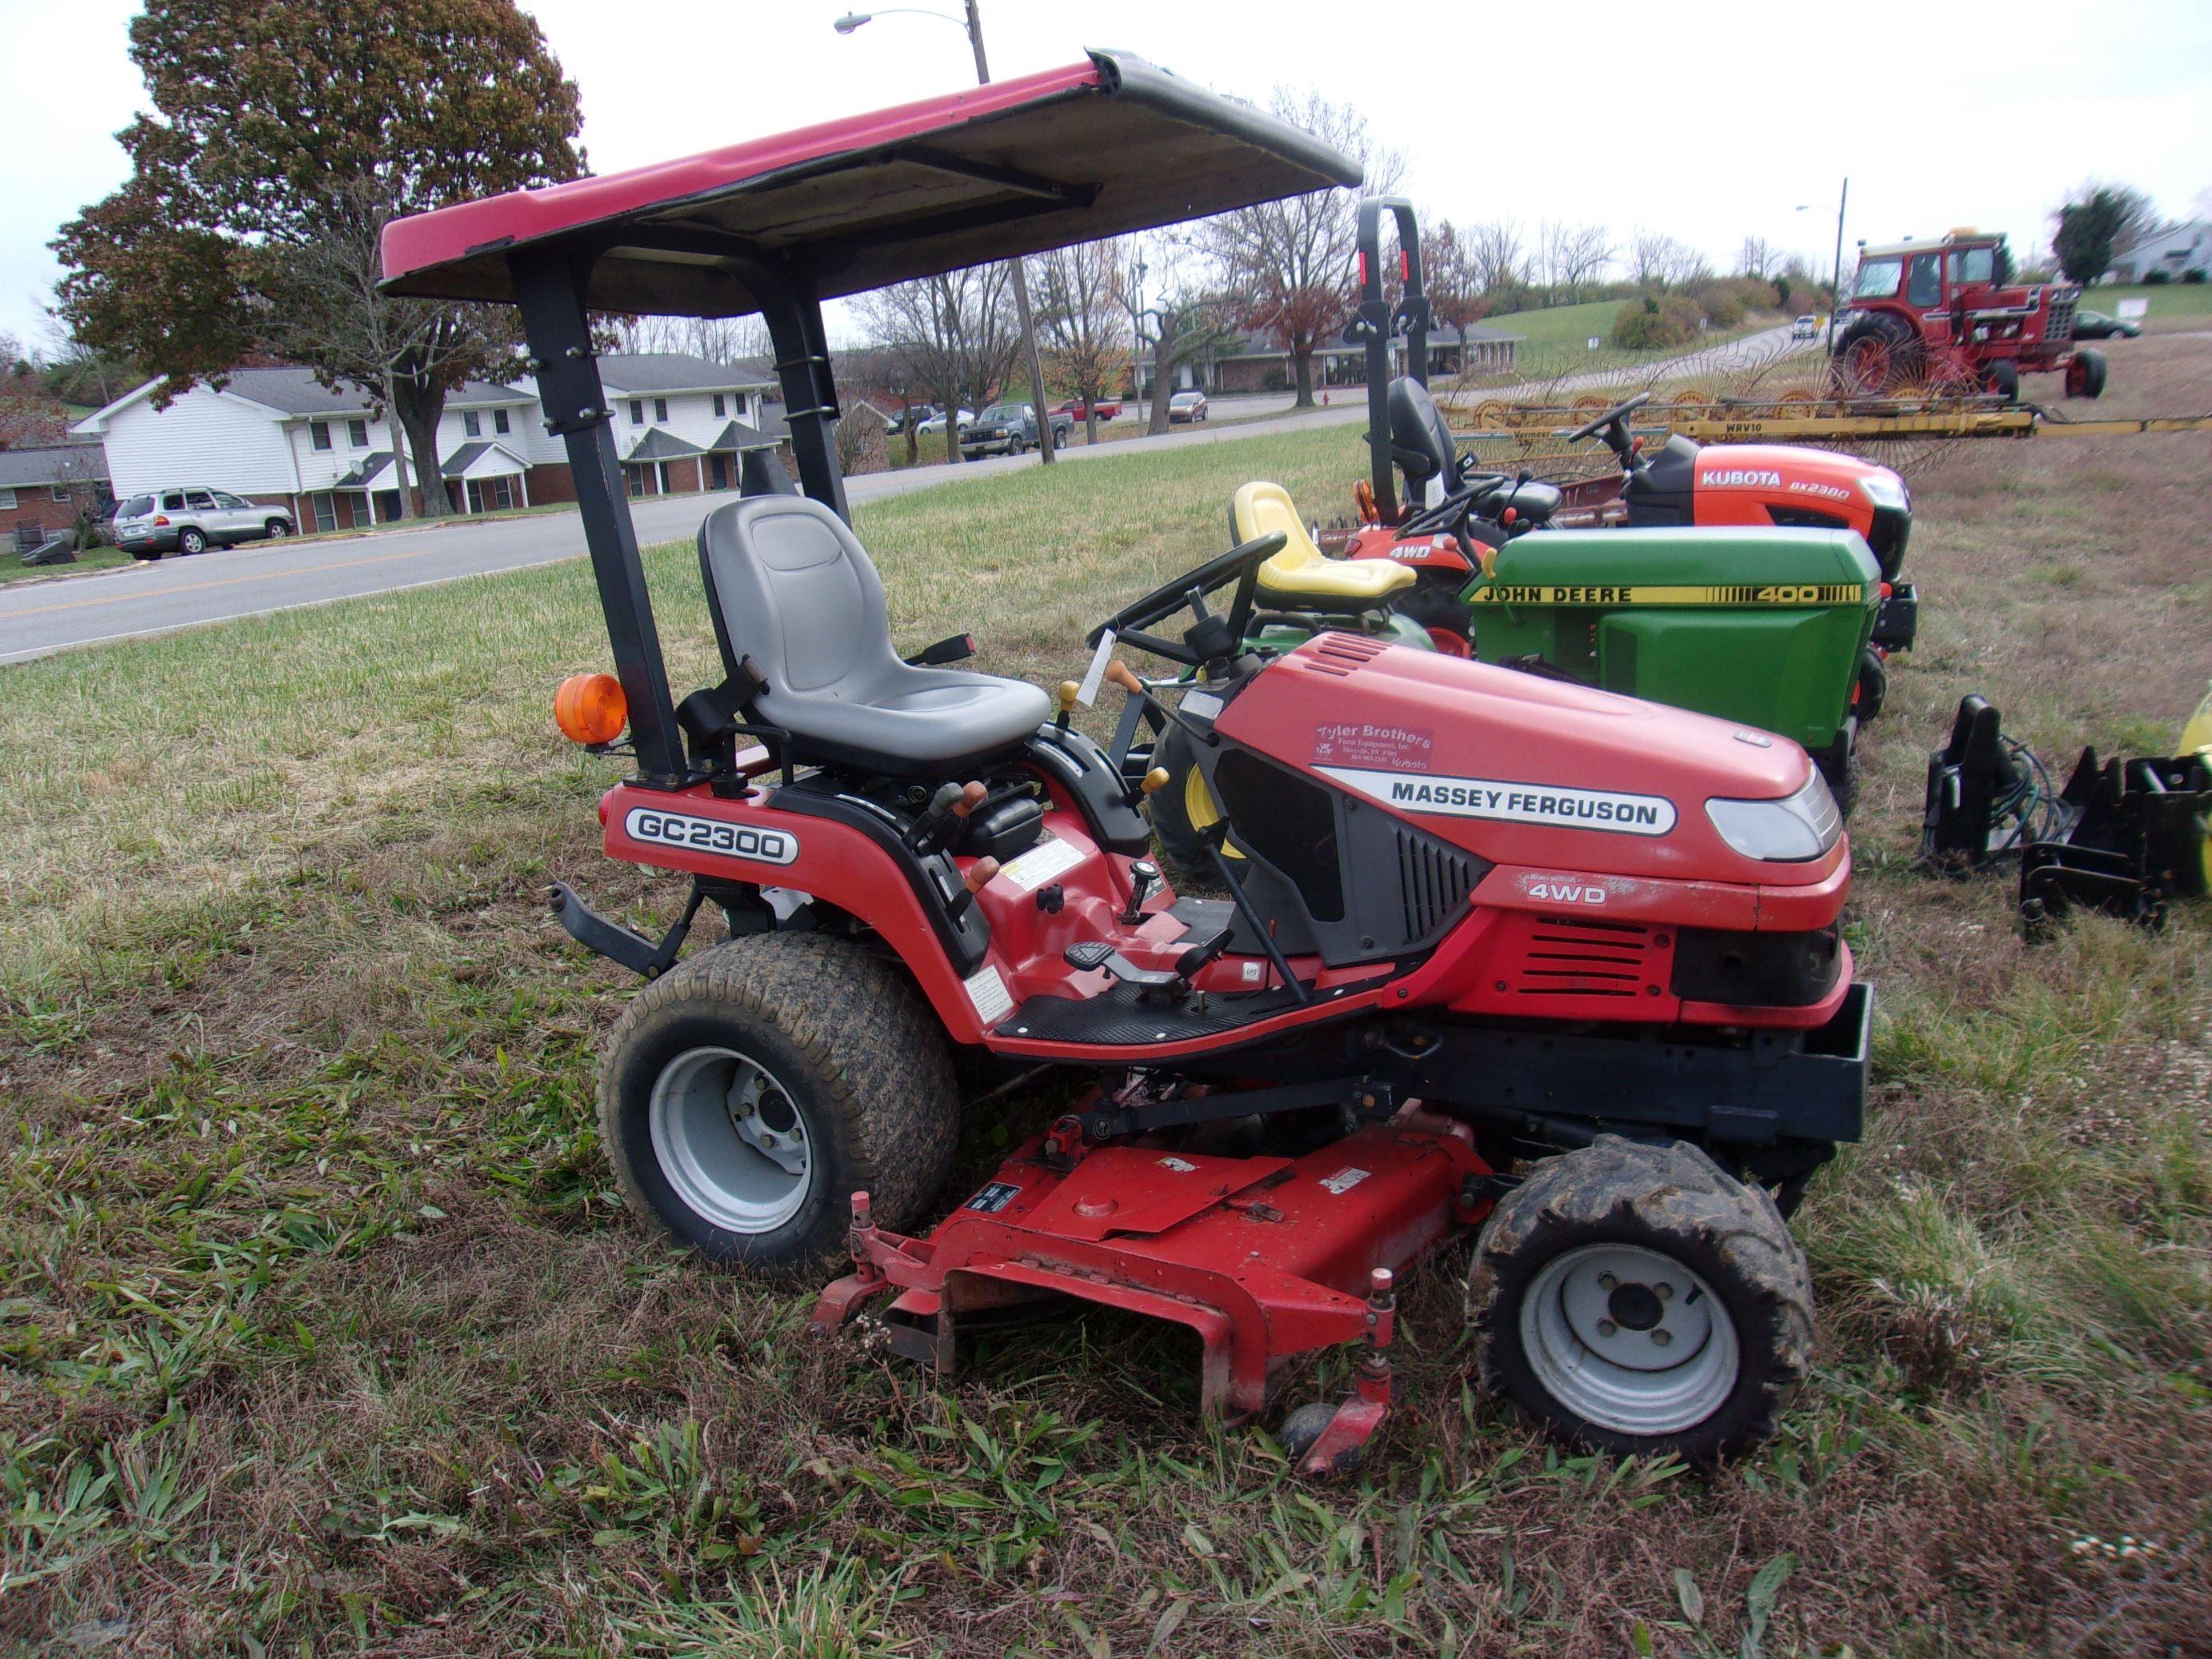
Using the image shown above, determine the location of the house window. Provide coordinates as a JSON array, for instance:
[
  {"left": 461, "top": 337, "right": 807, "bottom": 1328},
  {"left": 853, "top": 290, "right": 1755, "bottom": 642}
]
[
  {"left": 462, "top": 410, "right": 482, "bottom": 438},
  {"left": 310, "top": 420, "right": 332, "bottom": 450},
  {"left": 312, "top": 493, "right": 338, "bottom": 533},
  {"left": 0, "top": 489, "right": 16, "bottom": 510},
  {"left": 493, "top": 408, "right": 510, "bottom": 434},
  {"left": 347, "top": 418, "right": 369, "bottom": 448},
  {"left": 629, "top": 400, "right": 644, "bottom": 425},
  {"left": 654, "top": 398, "right": 670, "bottom": 422},
  {"left": 52, "top": 486, "right": 71, "bottom": 502},
  {"left": 712, "top": 393, "right": 726, "bottom": 418}
]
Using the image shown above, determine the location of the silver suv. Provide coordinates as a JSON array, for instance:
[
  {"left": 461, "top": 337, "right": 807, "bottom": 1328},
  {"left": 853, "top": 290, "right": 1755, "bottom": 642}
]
[{"left": 113, "top": 487, "right": 295, "bottom": 559}]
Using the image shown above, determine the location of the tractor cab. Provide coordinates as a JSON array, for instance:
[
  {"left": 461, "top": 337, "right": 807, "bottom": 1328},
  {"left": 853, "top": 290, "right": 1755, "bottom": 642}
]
[{"left": 1836, "top": 229, "right": 2098, "bottom": 399}]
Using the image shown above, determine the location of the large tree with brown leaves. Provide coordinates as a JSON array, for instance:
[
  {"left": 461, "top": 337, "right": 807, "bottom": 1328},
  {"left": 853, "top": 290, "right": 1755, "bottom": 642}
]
[{"left": 53, "top": 0, "right": 582, "bottom": 516}]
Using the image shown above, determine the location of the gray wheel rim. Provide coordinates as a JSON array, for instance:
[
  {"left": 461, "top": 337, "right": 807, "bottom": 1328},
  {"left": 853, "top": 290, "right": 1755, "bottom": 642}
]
[
  {"left": 648, "top": 1045, "right": 815, "bottom": 1234},
  {"left": 1520, "top": 1242, "right": 1738, "bottom": 1436}
]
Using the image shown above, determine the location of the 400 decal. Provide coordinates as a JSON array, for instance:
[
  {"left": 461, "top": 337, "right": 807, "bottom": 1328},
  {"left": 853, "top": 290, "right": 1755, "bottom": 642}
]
[{"left": 623, "top": 807, "right": 800, "bottom": 865}]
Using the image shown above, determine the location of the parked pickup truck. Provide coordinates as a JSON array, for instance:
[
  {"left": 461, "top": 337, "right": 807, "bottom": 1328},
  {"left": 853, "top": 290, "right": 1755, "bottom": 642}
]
[
  {"left": 1050, "top": 397, "right": 1122, "bottom": 420},
  {"left": 960, "top": 402, "right": 1073, "bottom": 458}
]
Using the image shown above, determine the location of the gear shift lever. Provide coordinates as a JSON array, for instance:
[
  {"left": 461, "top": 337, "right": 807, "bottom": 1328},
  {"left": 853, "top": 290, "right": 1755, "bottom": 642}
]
[{"left": 1121, "top": 857, "right": 1161, "bottom": 925}]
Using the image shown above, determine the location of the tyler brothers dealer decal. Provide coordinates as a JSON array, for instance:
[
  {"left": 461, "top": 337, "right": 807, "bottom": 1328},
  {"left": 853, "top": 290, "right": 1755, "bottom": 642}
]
[
  {"left": 1317, "top": 766, "right": 1677, "bottom": 836},
  {"left": 624, "top": 808, "right": 800, "bottom": 865}
]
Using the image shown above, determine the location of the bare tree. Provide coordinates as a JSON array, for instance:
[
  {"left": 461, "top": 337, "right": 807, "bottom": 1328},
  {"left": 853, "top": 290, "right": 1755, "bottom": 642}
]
[
  {"left": 1629, "top": 228, "right": 1709, "bottom": 290},
  {"left": 1463, "top": 218, "right": 1525, "bottom": 294},
  {"left": 1032, "top": 238, "right": 1132, "bottom": 445},
  {"left": 1194, "top": 89, "right": 1403, "bottom": 407},
  {"left": 1422, "top": 219, "right": 1490, "bottom": 374},
  {"left": 1538, "top": 221, "right": 1614, "bottom": 304},
  {"left": 854, "top": 265, "right": 1018, "bottom": 464},
  {"left": 1738, "top": 235, "right": 1777, "bottom": 281},
  {"left": 610, "top": 313, "right": 773, "bottom": 365}
]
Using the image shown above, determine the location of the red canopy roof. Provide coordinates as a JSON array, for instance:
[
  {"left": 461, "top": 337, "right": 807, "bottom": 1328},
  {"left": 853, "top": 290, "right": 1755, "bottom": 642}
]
[{"left": 381, "top": 50, "right": 1362, "bottom": 318}]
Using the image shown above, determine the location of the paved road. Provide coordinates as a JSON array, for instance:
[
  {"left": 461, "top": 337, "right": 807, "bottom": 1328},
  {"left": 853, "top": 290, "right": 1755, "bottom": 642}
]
[{"left": 0, "top": 339, "right": 1808, "bottom": 667}]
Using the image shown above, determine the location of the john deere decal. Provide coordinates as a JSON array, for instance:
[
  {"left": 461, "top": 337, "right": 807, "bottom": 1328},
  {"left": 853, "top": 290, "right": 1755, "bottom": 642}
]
[
  {"left": 1466, "top": 582, "right": 1863, "bottom": 606},
  {"left": 1317, "top": 766, "right": 1677, "bottom": 836}
]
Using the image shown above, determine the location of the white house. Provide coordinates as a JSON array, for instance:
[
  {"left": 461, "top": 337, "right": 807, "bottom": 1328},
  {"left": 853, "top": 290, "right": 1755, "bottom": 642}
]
[
  {"left": 583, "top": 354, "right": 783, "bottom": 498},
  {"left": 70, "top": 354, "right": 786, "bottom": 534},
  {"left": 2106, "top": 222, "right": 2211, "bottom": 284}
]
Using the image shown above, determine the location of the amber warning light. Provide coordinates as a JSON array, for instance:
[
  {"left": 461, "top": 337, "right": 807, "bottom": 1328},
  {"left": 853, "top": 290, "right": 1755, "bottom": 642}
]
[{"left": 555, "top": 672, "right": 628, "bottom": 745}]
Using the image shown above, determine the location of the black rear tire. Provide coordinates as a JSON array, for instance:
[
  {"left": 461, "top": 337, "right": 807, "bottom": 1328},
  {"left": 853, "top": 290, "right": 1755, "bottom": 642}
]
[
  {"left": 1832, "top": 313, "right": 1921, "bottom": 395},
  {"left": 2067, "top": 347, "right": 2107, "bottom": 400},
  {"left": 1142, "top": 722, "right": 1234, "bottom": 886},
  {"left": 1855, "top": 646, "right": 1889, "bottom": 723},
  {"left": 1468, "top": 1135, "right": 1814, "bottom": 1466},
  {"left": 597, "top": 933, "right": 960, "bottom": 1273},
  {"left": 1985, "top": 358, "right": 2019, "bottom": 403},
  {"left": 1393, "top": 574, "right": 1474, "bottom": 651}
]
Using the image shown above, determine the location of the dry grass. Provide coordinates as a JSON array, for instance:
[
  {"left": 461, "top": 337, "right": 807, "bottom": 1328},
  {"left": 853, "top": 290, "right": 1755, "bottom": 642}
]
[{"left": 4, "top": 338, "right": 2211, "bottom": 1656}]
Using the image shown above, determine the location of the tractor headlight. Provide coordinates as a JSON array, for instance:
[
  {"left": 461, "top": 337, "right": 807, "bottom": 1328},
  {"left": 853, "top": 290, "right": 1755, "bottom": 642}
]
[
  {"left": 1705, "top": 770, "right": 1842, "bottom": 861},
  {"left": 1858, "top": 470, "right": 1910, "bottom": 513}
]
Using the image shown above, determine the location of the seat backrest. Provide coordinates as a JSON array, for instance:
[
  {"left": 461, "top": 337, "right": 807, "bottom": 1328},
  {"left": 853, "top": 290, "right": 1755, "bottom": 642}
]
[
  {"left": 1230, "top": 481, "right": 1326, "bottom": 580},
  {"left": 698, "top": 496, "right": 900, "bottom": 702}
]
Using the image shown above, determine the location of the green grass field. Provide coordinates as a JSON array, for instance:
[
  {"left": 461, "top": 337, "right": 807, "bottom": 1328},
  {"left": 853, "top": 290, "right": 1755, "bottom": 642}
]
[
  {"left": 4, "top": 342, "right": 2210, "bottom": 1653},
  {"left": 0, "top": 545, "right": 137, "bottom": 586},
  {"left": 2082, "top": 281, "right": 2212, "bottom": 323}
]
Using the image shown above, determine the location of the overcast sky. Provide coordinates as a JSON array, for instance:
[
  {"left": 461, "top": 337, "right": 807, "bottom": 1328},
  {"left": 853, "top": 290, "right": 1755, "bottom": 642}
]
[{"left": 4, "top": 0, "right": 2208, "bottom": 356}]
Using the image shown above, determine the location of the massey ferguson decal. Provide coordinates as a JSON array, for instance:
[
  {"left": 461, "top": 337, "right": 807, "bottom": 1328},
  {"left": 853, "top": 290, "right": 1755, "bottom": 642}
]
[
  {"left": 1702, "top": 467, "right": 1785, "bottom": 489},
  {"left": 1317, "top": 766, "right": 1678, "bottom": 836},
  {"left": 1314, "top": 721, "right": 1434, "bottom": 771},
  {"left": 623, "top": 808, "right": 800, "bottom": 865}
]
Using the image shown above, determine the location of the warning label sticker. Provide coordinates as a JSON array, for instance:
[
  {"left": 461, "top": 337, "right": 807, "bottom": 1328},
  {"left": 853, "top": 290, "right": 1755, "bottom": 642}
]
[
  {"left": 998, "top": 834, "right": 1086, "bottom": 893},
  {"left": 1157, "top": 1156, "right": 1198, "bottom": 1173},
  {"left": 1319, "top": 1166, "right": 1372, "bottom": 1195},
  {"left": 964, "top": 965, "right": 1015, "bottom": 1025}
]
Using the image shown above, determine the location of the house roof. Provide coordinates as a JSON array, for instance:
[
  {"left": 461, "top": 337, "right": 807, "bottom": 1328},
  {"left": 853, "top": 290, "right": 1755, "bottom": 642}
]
[
  {"left": 0, "top": 442, "right": 108, "bottom": 489},
  {"left": 72, "top": 367, "right": 530, "bottom": 430},
  {"left": 441, "top": 441, "right": 530, "bottom": 478},
  {"left": 332, "top": 451, "right": 396, "bottom": 488},
  {"left": 706, "top": 419, "right": 781, "bottom": 453},
  {"left": 600, "top": 353, "right": 776, "bottom": 394},
  {"left": 625, "top": 427, "right": 707, "bottom": 462}
]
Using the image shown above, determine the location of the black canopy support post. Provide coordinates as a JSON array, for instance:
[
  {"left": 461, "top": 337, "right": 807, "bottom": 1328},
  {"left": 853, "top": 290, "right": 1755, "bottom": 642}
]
[
  {"left": 510, "top": 248, "right": 690, "bottom": 788},
  {"left": 1347, "top": 197, "right": 1429, "bottom": 522},
  {"left": 758, "top": 266, "right": 850, "bottom": 522}
]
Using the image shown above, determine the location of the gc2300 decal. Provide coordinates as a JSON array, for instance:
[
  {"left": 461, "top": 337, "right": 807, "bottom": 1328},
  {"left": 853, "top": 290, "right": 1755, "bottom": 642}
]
[
  {"left": 1317, "top": 765, "right": 1677, "bottom": 836},
  {"left": 623, "top": 808, "right": 800, "bottom": 865}
]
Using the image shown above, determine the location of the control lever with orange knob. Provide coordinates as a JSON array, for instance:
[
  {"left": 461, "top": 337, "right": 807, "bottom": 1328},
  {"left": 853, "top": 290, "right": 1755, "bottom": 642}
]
[
  {"left": 948, "top": 856, "right": 999, "bottom": 921},
  {"left": 909, "top": 779, "right": 988, "bottom": 853}
]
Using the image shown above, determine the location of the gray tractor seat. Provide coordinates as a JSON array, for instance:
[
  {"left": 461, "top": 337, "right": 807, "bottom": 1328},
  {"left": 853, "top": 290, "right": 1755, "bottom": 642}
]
[{"left": 698, "top": 496, "right": 1050, "bottom": 777}]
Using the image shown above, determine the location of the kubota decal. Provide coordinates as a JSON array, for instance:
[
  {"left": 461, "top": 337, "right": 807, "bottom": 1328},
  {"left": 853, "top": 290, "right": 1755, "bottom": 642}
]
[
  {"left": 1318, "top": 765, "right": 1678, "bottom": 836},
  {"left": 624, "top": 808, "right": 799, "bottom": 865},
  {"left": 1466, "top": 582, "right": 1863, "bottom": 607},
  {"left": 1702, "top": 467, "right": 1785, "bottom": 488}
]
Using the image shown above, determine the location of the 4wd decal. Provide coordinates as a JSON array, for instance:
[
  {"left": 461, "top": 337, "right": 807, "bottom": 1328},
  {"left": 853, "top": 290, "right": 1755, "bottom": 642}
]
[
  {"left": 624, "top": 808, "right": 799, "bottom": 865},
  {"left": 1318, "top": 765, "right": 1678, "bottom": 837},
  {"left": 1466, "top": 582, "right": 1863, "bottom": 607},
  {"left": 1521, "top": 875, "right": 1608, "bottom": 905}
]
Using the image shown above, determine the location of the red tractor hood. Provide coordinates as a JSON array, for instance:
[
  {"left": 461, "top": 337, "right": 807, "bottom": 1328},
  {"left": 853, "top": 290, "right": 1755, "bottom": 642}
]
[
  {"left": 1215, "top": 634, "right": 1842, "bottom": 888},
  {"left": 1694, "top": 442, "right": 1890, "bottom": 506}
]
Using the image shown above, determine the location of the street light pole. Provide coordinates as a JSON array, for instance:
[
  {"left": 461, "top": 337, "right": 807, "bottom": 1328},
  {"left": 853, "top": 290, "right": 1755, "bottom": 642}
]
[
  {"left": 957, "top": 1, "right": 1056, "bottom": 464},
  {"left": 835, "top": 6, "right": 1056, "bottom": 463},
  {"left": 1827, "top": 178, "right": 1849, "bottom": 354}
]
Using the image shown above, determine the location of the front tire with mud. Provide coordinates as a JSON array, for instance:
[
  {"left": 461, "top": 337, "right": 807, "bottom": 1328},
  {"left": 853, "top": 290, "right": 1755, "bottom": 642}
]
[
  {"left": 598, "top": 933, "right": 960, "bottom": 1273},
  {"left": 1467, "top": 1136, "right": 1814, "bottom": 1465}
]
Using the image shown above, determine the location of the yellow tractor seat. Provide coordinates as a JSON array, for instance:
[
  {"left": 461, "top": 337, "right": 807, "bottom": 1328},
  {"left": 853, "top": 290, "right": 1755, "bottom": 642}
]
[{"left": 1233, "top": 481, "right": 1414, "bottom": 612}]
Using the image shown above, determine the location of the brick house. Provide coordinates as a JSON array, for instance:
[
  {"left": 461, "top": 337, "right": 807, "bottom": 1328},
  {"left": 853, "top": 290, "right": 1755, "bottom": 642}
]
[
  {"left": 0, "top": 442, "right": 110, "bottom": 547},
  {"left": 1131, "top": 327, "right": 1520, "bottom": 398}
]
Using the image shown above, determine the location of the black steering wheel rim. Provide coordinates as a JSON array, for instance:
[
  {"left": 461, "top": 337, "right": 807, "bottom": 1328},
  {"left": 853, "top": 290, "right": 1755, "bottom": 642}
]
[
  {"left": 1086, "top": 531, "right": 1286, "bottom": 664},
  {"left": 1566, "top": 389, "right": 1653, "bottom": 445}
]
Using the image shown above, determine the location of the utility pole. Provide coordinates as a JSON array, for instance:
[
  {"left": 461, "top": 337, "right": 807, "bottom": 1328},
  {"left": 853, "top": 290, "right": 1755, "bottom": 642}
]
[
  {"left": 962, "top": 2, "right": 1056, "bottom": 465},
  {"left": 1828, "top": 178, "right": 1850, "bottom": 354}
]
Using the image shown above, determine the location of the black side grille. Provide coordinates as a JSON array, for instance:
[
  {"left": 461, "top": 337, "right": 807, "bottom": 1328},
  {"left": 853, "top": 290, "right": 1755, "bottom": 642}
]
[
  {"left": 1394, "top": 826, "right": 1481, "bottom": 945},
  {"left": 1518, "top": 916, "right": 1652, "bottom": 997}
]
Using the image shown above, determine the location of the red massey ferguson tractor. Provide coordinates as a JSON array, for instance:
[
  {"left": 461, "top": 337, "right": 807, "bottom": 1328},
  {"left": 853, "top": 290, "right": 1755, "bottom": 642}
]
[
  {"left": 1831, "top": 230, "right": 2106, "bottom": 402},
  {"left": 382, "top": 51, "right": 1871, "bottom": 1473}
]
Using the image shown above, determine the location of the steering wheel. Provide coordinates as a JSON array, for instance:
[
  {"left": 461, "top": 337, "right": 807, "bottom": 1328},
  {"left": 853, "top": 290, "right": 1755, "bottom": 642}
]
[
  {"left": 1566, "top": 390, "right": 1652, "bottom": 449},
  {"left": 1086, "top": 531, "right": 1286, "bottom": 666},
  {"left": 1398, "top": 463, "right": 1513, "bottom": 538}
]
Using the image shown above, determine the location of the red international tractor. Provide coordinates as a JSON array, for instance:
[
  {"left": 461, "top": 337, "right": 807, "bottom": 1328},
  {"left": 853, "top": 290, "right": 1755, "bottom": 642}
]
[
  {"left": 1831, "top": 230, "right": 2106, "bottom": 402},
  {"left": 383, "top": 53, "right": 1870, "bottom": 1473}
]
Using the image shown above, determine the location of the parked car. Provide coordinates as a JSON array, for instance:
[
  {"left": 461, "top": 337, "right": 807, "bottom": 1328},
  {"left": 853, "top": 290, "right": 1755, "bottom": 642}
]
[
  {"left": 111, "top": 487, "right": 295, "bottom": 559},
  {"left": 2070, "top": 310, "right": 2142, "bottom": 340},
  {"left": 1167, "top": 390, "right": 1209, "bottom": 422},
  {"left": 1791, "top": 314, "right": 1820, "bottom": 341},
  {"left": 914, "top": 407, "right": 974, "bottom": 436},
  {"left": 959, "top": 402, "right": 1073, "bottom": 459},
  {"left": 1050, "top": 397, "right": 1122, "bottom": 420}
]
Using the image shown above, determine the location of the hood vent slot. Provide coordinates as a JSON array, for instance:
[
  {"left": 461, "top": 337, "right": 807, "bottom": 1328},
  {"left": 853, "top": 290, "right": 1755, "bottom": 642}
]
[
  {"left": 1394, "top": 825, "right": 1482, "bottom": 945},
  {"left": 1516, "top": 915, "right": 1653, "bottom": 997}
]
